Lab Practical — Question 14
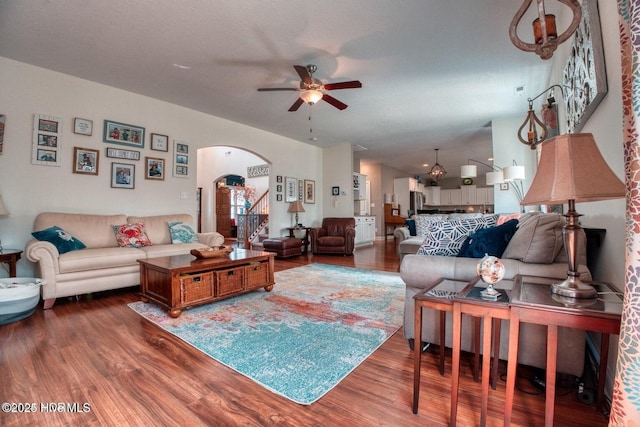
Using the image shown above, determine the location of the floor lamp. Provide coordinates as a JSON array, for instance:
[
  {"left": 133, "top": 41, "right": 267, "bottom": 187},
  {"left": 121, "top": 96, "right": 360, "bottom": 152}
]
[{"left": 520, "top": 134, "right": 625, "bottom": 298}]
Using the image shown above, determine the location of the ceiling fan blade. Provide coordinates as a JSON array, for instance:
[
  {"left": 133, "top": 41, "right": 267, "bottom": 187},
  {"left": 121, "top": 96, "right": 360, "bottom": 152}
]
[
  {"left": 288, "top": 97, "right": 305, "bottom": 112},
  {"left": 322, "top": 94, "right": 348, "bottom": 110},
  {"left": 294, "top": 65, "right": 313, "bottom": 85},
  {"left": 257, "top": 87, "right": 297, "bottom": 91},
  {"left": 323, "top": 80, "right": 362, "bottom": 90}
]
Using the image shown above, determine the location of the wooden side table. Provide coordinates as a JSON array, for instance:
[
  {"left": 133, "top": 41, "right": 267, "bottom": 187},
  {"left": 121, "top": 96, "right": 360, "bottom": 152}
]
[
  {"left": 0, "top": 249, "right": 23, "bottom": 277},
  {"left": 450, "top": 277, "right": 513, "bottom": 427},
  {"left": 413, "top": 278, "right": 470, "bottom": 414},
  {"left": 287, "top": 227, "right": 310, "bottom": 254},
  {"left": 504, "top": 275, "right": 622, "bottom": 427}
]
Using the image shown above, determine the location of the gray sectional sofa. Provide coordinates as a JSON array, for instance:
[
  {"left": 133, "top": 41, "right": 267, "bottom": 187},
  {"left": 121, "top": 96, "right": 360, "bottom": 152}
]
[{"left": 397, "top": 211, "right": 590, "bottom": 377}]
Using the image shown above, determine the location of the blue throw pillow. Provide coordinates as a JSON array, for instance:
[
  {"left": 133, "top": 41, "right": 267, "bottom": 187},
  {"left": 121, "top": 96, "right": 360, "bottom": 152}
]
[
  {"left": 405, "top": 219, "right": 416, "bottom": 236},
  {"left": 168, "top": 221, "right": 199, "bottom": 244},
  {"left": 32, "top": 226, "right": 86, "bottom": 254},
  {"left": 457, "top": 219, "right": 519, "bottom": 258}
]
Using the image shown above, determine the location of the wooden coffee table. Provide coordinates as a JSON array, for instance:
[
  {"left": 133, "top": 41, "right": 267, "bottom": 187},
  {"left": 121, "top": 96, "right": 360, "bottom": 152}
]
[{"left": 138, "top": 249, "right": 275, "bottom": 318}]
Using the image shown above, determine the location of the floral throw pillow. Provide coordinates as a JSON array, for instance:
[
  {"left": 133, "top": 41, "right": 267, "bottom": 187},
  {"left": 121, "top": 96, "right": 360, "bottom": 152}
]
[
  {"left": 112, "top": 223, "right": 152, "bottom": 248},
  {"left": 168, "top": 221, "right": 198, "bottom": 244}
]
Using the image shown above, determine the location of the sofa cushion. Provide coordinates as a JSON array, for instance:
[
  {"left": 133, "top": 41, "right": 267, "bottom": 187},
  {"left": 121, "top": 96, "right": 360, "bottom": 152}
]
[
  {"left": 112, "top": 223, "right": 152, "bottom": 248},
  {"left": 416, "top": 215, "right": 498, "bottom": 257},
  {"left": 31, "top": 226, "right": 87, "bottom": 254},
  {"left": 502, "top": 212, "right": 563, "bottom": 264},
  {"left": 168, "top": 221, "right": 198, "bottom": 243},
  {"left": 33, "top": 212, "right": 126, "bottom": 249},
  {"left": 457, "top": 219, "right": 518, "bottom": 258},
  {"left": 58, "top": 247, "right": 144, "bottom": 273}
]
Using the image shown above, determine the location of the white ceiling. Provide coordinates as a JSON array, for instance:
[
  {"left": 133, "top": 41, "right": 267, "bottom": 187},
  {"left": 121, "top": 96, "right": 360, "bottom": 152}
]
[{"left": 0, "top": 0, "right": 558, "bottom": 178}]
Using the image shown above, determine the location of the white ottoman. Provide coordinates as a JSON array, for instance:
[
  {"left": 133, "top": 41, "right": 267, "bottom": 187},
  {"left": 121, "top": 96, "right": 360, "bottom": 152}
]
[{"left": 0, "top": 278, "right": 44, "bottom": 325}]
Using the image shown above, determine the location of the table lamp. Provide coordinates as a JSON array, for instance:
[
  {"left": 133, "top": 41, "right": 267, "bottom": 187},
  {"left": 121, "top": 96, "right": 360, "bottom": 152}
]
[
  {"left": 288, "top": 200, "right": 305, "bottom": 227},
  {"left": 520, "top": 134, "right": 625, "bottom": 298},
  {"left": 0, "top": 194, "right": 10, "bottom": 252}
]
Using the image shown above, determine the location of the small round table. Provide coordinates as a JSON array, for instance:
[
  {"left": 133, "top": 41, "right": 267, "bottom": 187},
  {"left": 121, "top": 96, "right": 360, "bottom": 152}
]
[{"left": 0, "top": 249, "right": 23, "bottom": 277}]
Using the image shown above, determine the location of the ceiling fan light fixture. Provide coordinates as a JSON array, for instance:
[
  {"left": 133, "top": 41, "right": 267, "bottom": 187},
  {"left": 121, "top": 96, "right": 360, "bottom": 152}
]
[{"left": 299, "top": 89, "right": 323, "bottom": 105}]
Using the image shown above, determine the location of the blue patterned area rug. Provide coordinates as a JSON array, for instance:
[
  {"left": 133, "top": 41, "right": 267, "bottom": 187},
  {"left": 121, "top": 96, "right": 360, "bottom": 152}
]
[{"left": 128, "top": 263, "right": 405, "bottom": 405}]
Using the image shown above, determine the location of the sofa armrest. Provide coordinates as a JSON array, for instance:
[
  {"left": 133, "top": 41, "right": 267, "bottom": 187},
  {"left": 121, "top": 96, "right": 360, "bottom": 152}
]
[
  {"left": 309, "top": 227, "right": 327, "bottom": 253},
  {"left": 25, "top": 239, "right": 60, "bottom": 303},
  {"left": 197, "top": 232, "right": 224, "bottom": 247},
  {"left": 345, "top": 226, "right": 356, "bottom": 254},
  {"left": 394, "top": 226, "right": 411, "bottom": 242}
]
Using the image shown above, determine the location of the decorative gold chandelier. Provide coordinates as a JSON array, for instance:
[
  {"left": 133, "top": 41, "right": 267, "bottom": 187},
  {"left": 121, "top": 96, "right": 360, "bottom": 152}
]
[
  {"left": 428, "top": 149, "right": 447, "bottom": 183},
  {"left": 509, "top": 0, "right": 582, "bottom": 60}
]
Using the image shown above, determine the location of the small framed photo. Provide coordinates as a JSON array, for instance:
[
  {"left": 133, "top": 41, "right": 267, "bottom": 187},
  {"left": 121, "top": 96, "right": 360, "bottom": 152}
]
[
  {"left": 150, "top": 133, "right": 169, "bottom": 151},
  {"left": 103, "top": 120, "right": 144, "bottom": 148},
  {"left": 499, "top": 183, "right": 509, "bottom": 191},
  {"left": 145, "top": 157, "right": 165, "bottom": 180},
  {"left": 276, "top": 194, "right": 283, "bottom": 202},
  {"left": 37, "top": 149, "right": 57, "bottom": 162},
  {"left": 73, "top": 147, "right": 99, "bottom": 175},
  {"left": 175, "top": 165, "right": 188, "bottom": 176},
  {"left": 332, "top": 186, "right": 340, "bottom": 196},
  {"left": 285, "top": 177, "right": 297, "bottom": 202},
  {"left": 74, "top": 118, "right": 93, "bottom": 136},
  {"left": 276, "top": 175, "right": 283, "bottom": 183},
  {"left": 38, "top": 117, "right": 59, "bottom": 133},
  {"left": 105, "top": 147, "right": 140, "bottom": 161},
  {"left": 37, "top": 134, "right": 57, "bottom": 147},
  {"left": 276, "top": 184, "right": 282, "bottom": 193},
  {"left": 304, "top": 179, "right": 315, "bottom": 204},
  {"left": 111, "top": 162, "right": 135, "bottom": 189}
]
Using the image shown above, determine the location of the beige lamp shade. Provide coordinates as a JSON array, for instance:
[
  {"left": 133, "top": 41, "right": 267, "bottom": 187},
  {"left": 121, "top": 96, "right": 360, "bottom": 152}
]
[
  {"left": 521, "top": 133, "right": 625, "bottom": 206},
  {"left": 460, "top": 165, "right": 477, "bottom": 178},
  {"left": 0, "top": 195, "right": 9, "bottom": 216},
  {"left": 288, "top": 200, "right": 305, "bottom": 213}
]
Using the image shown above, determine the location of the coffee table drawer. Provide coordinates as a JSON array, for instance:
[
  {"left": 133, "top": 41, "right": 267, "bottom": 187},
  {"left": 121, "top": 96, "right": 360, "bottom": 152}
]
[
  {"left": 245, "top": 261, "right": 270, "bottom": 288},
  {"left": 180, "top": 271, "right": 214, "bottom": 305},
  {"left": 215, "top": 266, "right": 245, "bottom": 297}
]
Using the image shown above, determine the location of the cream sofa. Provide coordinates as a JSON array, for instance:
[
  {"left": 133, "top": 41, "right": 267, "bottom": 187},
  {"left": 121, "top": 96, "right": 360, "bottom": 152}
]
[
  {"left": 398, "top": 212, "right": 591, "bottom": 377},
  {"left": 25, "top": 212, "right": 224, "bottom": 309}
]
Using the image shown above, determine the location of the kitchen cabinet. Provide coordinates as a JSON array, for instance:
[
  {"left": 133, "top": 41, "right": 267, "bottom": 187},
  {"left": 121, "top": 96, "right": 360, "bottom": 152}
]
[
  {"left": 423, "top": 186, "right": 441, "bottom": 206},
  {"left": 354, "top": 216, "right": 376, "bottom": 247},
  {"left": 460, "top": 185, "right": 477, "bottom": 204},
  {"left": 440, "top": 189, "right": 462, "bottom": 206}
]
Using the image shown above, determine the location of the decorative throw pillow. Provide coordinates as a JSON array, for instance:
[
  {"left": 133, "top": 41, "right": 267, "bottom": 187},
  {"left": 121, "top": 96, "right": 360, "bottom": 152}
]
[
  {"left": 112, "top": 223, "right": 152, "bottom": 248},
  {"left": 497, "top": 213, "right": 520, "bottom": 226},
  {"left": 416, "top": 215, "right": 498, "bottom": 257},
  {"left": 502, "top": 213, "right": 563, "bottom": 263},
  {"left": 168, "top": 221, "right": 198, "bottom": 244},
  {"left": 414, "top": 215, "right": 448, "bottom": 236},
  {"left": 32, "top": 226, "right": 86, "bottom": 254},
  {"left": 405, "top": 219, "right": 417, "bottom": 236},
  {"left": 457, "top": 219, "right": 519, "bottom": 258}
]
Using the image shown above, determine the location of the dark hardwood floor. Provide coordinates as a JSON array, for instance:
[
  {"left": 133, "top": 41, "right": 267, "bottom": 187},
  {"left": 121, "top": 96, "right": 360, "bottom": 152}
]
[{"left": 0, "top": 240, "right": 609, "bottom": 426}]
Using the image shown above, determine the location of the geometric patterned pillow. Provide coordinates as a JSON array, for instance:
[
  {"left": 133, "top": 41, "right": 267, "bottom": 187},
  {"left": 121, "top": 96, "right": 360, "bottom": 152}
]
[
  {"left": 111, "top": 223, "right": 152, "bottom": 248},
  {"left": 416, "top": 215, "right": 499, "bottom": 256},
  {"left": 414, "top": 215, "right": 448, "bottom": 236},
  {"left": 168, "top": 221, "right": 199, "bottom": 244}
]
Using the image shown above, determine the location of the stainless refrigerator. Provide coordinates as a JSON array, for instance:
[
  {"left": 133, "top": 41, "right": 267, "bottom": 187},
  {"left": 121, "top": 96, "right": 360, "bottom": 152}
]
[{"left": 409, "top": 191, "right": 424, "bottom": 216}]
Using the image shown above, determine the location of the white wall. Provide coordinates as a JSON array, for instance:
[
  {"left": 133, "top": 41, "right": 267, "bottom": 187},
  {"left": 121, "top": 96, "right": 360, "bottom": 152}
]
[
  {"left": 0, "top": 56, "right": 322, "bottom": 277},
  {"left": 322, "top": 144, "right": 354, "bottom": 218}
]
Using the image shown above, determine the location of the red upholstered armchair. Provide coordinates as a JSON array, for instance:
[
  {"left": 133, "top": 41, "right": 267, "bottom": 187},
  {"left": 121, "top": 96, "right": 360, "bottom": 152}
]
[{"left": 310, "top": 217, "right": 356, "bottom": 255}]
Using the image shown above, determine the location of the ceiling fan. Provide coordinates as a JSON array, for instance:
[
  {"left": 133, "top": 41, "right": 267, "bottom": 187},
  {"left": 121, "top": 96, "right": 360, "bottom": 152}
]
[{"left": 257, "top": 64, "right": 362, "bottom": 111}]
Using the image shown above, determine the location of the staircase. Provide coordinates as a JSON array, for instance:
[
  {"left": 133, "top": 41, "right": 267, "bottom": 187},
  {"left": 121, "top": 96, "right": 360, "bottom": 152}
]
[{"left": 237, "top": 190, "right": 269, "bottom": 249}]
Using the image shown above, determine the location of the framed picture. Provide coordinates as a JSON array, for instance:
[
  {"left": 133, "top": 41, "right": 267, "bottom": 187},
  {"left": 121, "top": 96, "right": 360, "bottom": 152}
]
[
  {"left": 145, "top": 156, "right": 165, "bottom": 180},
  {"left": 499, "top": 183, "right": 509, "bottom": 191},
  {"left": 332, "top": 186, "right": 340, "bottom": 196},
  {"left": 74, "top": 118, "right": 93, "bottom": 136},
  {"left": 304, "top": 179, "right": 315, "bottom": 204},
  {"left": 150, "top": 133, "right": 169, "bottom": 151},
  {"left": 276, "top": 175, "right": 283, "bottom": 183},
  {"left": 73, "top": 147, "right": 99, "bottom": 175},
  {"left": 111, "top": 162, "right": 135, "bottom": 189},
  {"left": 276, "top": 194, "right": 283, "bottom": 202},
  {"left": 0, "top": 114, "right": 5, "bottom": 155},
  {"left": 173, "top": 140, "right": 189, "bottom": 178},
  {"left": 562, "top": 0, "right": 607, "bottom": 133},
  {"left": 285, "top": 177, "right": 297, "bottom": 202},
  {"left": 276, "top": 184, "right": 282, "bottom": 193},
  {"left": 105, "top": 147, "right": 140, "bottom": 161},
  {"left": 103, "top": 120, "right": 145, "bottom": 148},
  {"left": 32, "top": 114, "right": 62, "bottom": 167}
]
